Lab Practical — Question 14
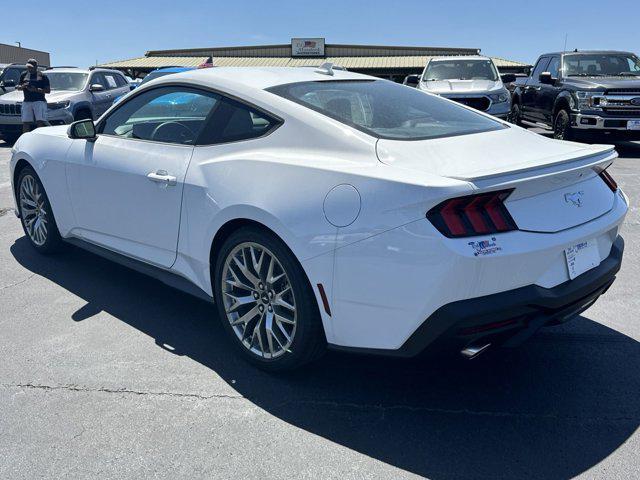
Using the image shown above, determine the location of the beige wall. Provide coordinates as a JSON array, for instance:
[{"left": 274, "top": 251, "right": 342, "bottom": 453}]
[{"left": 0, "top": 44, "right": 50, "bottom": 66}]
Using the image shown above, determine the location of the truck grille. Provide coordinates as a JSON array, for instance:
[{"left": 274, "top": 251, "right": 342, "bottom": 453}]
[
  {"left": 450, "top": 97, "right": 491, "bottom": 111},
  {"left": 0, "top": 103, "right": 22, "bottom": 116}
]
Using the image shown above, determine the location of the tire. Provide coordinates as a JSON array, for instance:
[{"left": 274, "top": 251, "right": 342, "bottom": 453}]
[
  {"left": 16, "top": 166, "right": 63, "bottom": 254},
  {"left": 213, "top": 226, "right": 326, "bottom": 371},
  {"left": 553, "top": 108, "right": 574, "bottom": 141},
  {"left": 508, "top": 102, "right": 523, "bottom": 126},
  {"left": 74, "top": 109, "right": 93, "bottom": 121},
  {"left": 2, "top": 133, "right": 20, "bottom": 145}
]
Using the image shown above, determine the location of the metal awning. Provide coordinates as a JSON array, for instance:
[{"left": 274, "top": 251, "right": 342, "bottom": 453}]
[
  {"left": 99, "top": 55, "right": 528, "bottom": 71},
  {"left": 99, "top": 56, "right": 211, "bottom": 69}
]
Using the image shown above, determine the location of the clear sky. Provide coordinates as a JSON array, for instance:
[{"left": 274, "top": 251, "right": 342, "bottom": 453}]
[{"left": 4, "top": 0, "right": 639, "bottom": 68}]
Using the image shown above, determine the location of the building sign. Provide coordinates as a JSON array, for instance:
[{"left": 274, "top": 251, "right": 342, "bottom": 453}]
[{"left": 291, "top": 38, "right": 325, "bottom": 57}]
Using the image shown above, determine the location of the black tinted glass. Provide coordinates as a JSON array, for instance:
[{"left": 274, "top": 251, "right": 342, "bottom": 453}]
[{"left": 268, "top": 80, "right": 505, "bottom": 140}]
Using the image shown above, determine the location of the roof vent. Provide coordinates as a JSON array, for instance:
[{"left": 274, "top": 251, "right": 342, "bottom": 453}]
[{"left": 315, "top": 62, "right": 335, "bottom": 76}]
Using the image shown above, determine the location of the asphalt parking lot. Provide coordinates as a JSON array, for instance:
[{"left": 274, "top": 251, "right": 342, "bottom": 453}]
[{"left": 0, "top": 133, "right": 639, "bottom": 479}]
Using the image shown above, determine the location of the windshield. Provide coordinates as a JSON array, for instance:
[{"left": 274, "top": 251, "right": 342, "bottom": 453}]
[
  {"left": 46, "top": 72, "right": 88, "bottom": 91},
  {"left": 139, "top": 71, "right": 176, "bottom": 86},
  {"left": 563, "top": 53, "right": 640, "bottom": 77},
  {"left": 423, "top": 59, "right": 498, "bottom": 81},
  {"left": 1, "top": 67, "right": 23, "bottom": 85},
  {"left": 268, "top": 80, "right": 505, "bottom": 141}
]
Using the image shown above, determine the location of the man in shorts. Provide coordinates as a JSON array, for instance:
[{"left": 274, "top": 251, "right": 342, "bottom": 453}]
[{"left": 16, "top": 59, "right": 50, "bottom": 133}]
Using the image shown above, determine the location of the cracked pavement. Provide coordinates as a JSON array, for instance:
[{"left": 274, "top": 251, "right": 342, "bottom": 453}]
[{"left": 1, "top": 137, "right": 639, "bottom": 479}]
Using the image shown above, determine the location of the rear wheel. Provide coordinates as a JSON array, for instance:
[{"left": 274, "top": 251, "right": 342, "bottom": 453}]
[
  {"left": 16, "top": 166, "right": 63, "bottom": 254},
  {"left": 213, "top": 226, "right": 325, "bottom": 371},
  {"left": 553, "top": 108, "right": 574, "bottom": 141}
]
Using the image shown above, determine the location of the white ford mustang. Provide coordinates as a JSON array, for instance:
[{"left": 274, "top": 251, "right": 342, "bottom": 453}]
[{"left": 9, "top": 66, "right": 627, "bottom": 370}]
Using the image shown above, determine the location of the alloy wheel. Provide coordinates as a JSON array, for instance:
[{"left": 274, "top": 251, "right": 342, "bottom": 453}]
[
  {"left": 221, "top": 242, "right": 297, "bottom": 359},
  {"left": 554, "top": 110, "right": 571, "bottom": 140},
  {"left": 19, "top": 174, "right": 48, "bottom": 246}
]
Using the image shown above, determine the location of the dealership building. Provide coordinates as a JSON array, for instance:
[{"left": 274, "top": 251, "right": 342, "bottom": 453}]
[
  {"left": 99, "top": 38, "right": 530, "bottom": 82},
  {"left": 0, "top": 43, "right": 50, "bottom": 67}
]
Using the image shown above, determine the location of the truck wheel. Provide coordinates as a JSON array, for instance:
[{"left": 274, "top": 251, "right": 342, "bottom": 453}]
[
  {"left": 553, "top": 109, "right": 574, "bottom": 141},
  {"left": 508, "top": 103, "right": 523, "bottom": 126},
  {"left": 74, "top": 109, "right": 93, "bottom": 121}
]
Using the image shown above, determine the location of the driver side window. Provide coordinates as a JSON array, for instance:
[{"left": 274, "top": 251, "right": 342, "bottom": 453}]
[{"left": 99, "top": 86, "right": 220, "bottom": 145}]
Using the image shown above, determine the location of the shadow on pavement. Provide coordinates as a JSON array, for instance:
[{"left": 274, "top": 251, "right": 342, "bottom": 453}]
[{"left": 10, "top": 236, "right": 640, "bottom": 479}]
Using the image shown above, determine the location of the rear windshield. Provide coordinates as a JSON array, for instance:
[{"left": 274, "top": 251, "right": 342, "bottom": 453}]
[{"left": 267, "top": 80, "right": 505, "bottom": 141}]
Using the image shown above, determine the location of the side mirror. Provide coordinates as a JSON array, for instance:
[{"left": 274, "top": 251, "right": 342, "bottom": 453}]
[
  {"left": 67, "top": 119, "right": 96, "bottom": 141},
  {"left": 403, "top": 74, "right": 420, "bottom": 88},
  {"left": 90, "top": 83, "right": 105, "bottom": 92},
  {"left": 539, "top": 72, "right": 556, "bottom": 85},
  {"left": 501, "top": 73, "right": 516, "bottom": 84}
]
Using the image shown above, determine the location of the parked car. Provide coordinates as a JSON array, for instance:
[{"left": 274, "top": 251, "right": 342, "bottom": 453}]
[
  {"left": 10, "top": 67, "right": 627, "bottom": 370},
  {"left": 404, "top": 56, "right": 515, "bottom": 119},
  {"left": 112, "top": 67, "right": 198, "bottom": 105},
  {"left": 0, "top": 67, "right": 130, "bottom": 143},
  {"left": 0, "top": 63, "right": 48, "bottom": 95},
  {"left": 510, "top": 50, "right": 640, "bottom": 140}
]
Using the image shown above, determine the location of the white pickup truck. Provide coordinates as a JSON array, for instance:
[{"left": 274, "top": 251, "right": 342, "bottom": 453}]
[{"left": 404, "top": 56, "right": 514, "bottom": 119}]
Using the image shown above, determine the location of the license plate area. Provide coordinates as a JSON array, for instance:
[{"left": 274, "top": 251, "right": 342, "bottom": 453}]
[
  {"left": 628, "top": 120, "right": 640, "bottom": 130},
  {"left": 565, "top": 240, "right": 600, "bottom": 280}
]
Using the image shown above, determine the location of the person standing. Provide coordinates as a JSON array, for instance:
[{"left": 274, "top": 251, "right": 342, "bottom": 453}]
[{"left": 16, "top": 59, "right": 50, "bottom": 134}]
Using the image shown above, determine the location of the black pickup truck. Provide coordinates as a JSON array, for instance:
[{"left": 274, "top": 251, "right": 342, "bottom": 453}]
[{"left": 510, "top": 50, "right": 640, "bottom": 140}]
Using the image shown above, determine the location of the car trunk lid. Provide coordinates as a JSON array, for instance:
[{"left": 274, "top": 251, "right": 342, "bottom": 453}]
[{"left": 376, "top": 127, "right": 618, "bottom": 233}]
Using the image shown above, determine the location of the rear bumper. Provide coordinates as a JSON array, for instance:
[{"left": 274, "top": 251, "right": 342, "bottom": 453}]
[{"left": 330, "top": 235, "right": 623, "bottom": 358}]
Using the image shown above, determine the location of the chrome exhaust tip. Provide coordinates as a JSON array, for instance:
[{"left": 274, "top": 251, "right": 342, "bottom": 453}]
[{"left": 460, "top": 343, "right": 491, "bottom": 360}]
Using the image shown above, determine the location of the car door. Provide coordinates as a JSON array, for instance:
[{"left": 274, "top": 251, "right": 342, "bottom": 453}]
[
  {"left": 521, "top": 57, "right": 550, "bottom": 121},
  {"left": 538, "top": 56, "right": 561, "bottom": 124},
  {"left": 64, "top": 85, "right": 221, "bottom": 267},
  {"left": 89, "top": 72, "right": 114, "bottom": 117}
]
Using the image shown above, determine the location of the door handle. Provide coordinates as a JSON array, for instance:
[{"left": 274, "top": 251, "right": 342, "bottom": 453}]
[{"left": 147, "top": 170, "right": 177, "bottom": 186}]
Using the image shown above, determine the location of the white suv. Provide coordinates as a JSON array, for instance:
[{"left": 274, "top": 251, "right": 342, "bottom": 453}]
[
  {"left": 0, "top": 67, "right": 130, "bottom": 143},
  {"left": 406, "top": 56, "right": 514, "bottom": 119}
]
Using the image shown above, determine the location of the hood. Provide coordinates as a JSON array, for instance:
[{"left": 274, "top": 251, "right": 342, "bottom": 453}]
[
  {"left": 376, "top": 126, "right": 614, "bottom": 181},
  {"left": 422, "top": 79, "right": 503, "bottom": 94},
  {"left": 0, "top": 89, "right": 77, "bottom": 103},
  {"left": 565, "top": 76, "right": 640, "bottom": 90}
]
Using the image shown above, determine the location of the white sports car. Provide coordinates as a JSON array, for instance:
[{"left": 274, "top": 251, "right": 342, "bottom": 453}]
[{"left": 9, "top": 66, "right": 627, "bottom": 370}]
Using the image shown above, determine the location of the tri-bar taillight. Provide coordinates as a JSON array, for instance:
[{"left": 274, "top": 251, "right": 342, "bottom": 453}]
[
  {"left": 427, "top": 189, "right": 518, "bottom": 238},
  {"left": 599, "top": 169, "right": 618, "bottom": 192}
]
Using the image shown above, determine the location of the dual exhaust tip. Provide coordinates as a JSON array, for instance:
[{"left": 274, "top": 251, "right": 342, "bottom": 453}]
[{"left": 460, "top": 343, "right": 491, "bottom": 360}]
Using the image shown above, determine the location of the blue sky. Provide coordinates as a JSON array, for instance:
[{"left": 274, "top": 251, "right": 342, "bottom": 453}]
[{"left": 4, "top": 0, "right": 639, "bottom": 67}]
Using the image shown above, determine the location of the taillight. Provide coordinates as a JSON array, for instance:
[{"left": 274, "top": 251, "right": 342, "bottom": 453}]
[
  {"left": 427, "top": 189, "right": 518, "bottom": 238},
  {"left": 599, "top": 170, "right": 618, "bottom": 192}
]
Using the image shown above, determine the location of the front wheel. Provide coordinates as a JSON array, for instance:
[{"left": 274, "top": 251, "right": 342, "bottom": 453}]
[
  {"left": 17, "top": 166, "right": 63, "bottom": 254},
  {"left": 213, "top": 226, "right": 326, "bottom": 371},
  {"left": 507, "top": 102, "right": 523, "bottom": 126},
  {"left": 553, "top": 109, "right": 574, "bottom": 141}
]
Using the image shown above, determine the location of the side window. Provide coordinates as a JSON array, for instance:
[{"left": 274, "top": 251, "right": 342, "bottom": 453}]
[
  {"left": 547, "top": 57, "right": 561, "bottom": 78},
  {"left": 112, "top": 74, "right": 127, "bottom": 88},
  {"left": 199, "top": 98, "right": 280, "bottom": 145},
  {"left": 99, "top": 86, "right": 220, "bottom": 145},
  {"left": 103, "top": 73, "right": 119, "bottom": 90},
  {"left": 531, "top": 57, "right": 550, "bottom": 81},
  {"left": 90, "top": 72, "right": 107, "bottom": 89}
]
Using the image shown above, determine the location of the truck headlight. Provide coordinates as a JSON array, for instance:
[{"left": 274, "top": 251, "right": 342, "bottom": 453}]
[
  {"left": 488, "top": 91, "right": 510, "bottom": 103},
  {"left": 575, "top": 91, "right": 604, "bottom": 111},
  {"left": 47, "top": 101, "right": 70, "bottom": 110}
]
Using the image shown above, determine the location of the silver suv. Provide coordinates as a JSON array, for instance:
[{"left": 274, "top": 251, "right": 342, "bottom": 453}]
[
  {"left": 0, "top": 67, "right": 130, "bottom": 142},
  {"left": 405, "top": 56, "right": 513, "bottom": 119}
]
